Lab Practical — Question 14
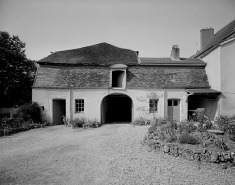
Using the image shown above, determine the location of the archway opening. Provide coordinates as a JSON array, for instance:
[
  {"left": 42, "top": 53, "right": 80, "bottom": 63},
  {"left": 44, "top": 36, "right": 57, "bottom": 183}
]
[{"left": 101, "top": 94, "right": 132, "bottom": 123}]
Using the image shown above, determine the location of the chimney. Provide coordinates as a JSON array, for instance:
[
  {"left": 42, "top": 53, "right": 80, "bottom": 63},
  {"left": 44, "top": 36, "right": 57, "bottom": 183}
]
[
  {"left": 200, "top": 28, "right": 214, "bottom": 49},
  {"left": 170, "top": 45, "right": 180, "bottom": 61}
]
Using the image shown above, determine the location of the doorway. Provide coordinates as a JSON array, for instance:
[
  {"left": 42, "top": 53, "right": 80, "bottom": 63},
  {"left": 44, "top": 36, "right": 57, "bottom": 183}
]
[
  {"left": 101, "top": 94, "right": 132, "bottom": 123},
  {"left": 53, "top": 99, "right": 66, "bottom": 125},
  {"left": 167, "top": 99, "right": 180, "bottom": 121}
]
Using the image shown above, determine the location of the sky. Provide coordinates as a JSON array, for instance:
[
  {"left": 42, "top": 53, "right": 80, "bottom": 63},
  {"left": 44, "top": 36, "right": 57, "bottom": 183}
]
[{"left": 0, "top": 0, "right": 235, "bottom": 61}]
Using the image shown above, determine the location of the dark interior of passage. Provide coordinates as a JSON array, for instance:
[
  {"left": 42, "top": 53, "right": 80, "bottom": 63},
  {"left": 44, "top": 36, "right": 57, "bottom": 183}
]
[{"left": 101, "top": 94, "right": 132, "bottom": 123}]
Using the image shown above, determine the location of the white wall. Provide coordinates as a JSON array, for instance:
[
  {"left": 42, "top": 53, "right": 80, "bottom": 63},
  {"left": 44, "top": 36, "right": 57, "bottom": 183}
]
[
  {"left": 32, "top": 88, "right": 188, "bottom": 123},
  {"left": 203, "top": 47, "right": 221, "bottom": 91},
  {"left": 220, "top": 40, "right": 235, "bottom": 116},
  {"left": 202, "top": 40, "right": 235, "bottom": 116},
  {"left": 32, "top": 89, "right": 70, "bottom": 123}
]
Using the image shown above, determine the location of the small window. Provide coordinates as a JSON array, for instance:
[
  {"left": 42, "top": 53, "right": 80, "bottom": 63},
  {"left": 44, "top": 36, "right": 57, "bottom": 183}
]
[
  {"left": 75, "top": 99, "right": 84, "bottom": 113},
  {"left": 149, "top": 99, "right": 158, "bottom": 113},
  {"left": 112, "top": 70, "right": 125, "bottom": 88}
]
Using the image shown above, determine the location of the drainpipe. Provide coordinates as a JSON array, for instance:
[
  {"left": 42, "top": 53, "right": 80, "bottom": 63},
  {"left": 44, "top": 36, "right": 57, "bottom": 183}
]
[
  {"left": 186, "top": 91, "right": 194, "bottom": 120},
  {"left": 164, "top": 88, "right": 166, "bottom": 119},
  {"left": 69, "top": 85, "right": 74, "bottom": 121}
]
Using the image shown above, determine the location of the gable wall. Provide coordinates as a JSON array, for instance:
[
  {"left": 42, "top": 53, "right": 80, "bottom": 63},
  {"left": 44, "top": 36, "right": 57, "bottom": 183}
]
[
  {"left": 203, "top": 47, "right": 221, "bottom": 91},
  {"left": 220, "top": 40, "right": 235, "bottom": 116}
]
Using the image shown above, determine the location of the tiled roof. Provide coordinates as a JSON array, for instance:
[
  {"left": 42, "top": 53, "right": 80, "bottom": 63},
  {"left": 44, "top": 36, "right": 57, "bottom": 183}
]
[
  {"left": 126, "top": 67, "right": 209, "bottom": 88},
  {"left": 140, "top": 57, "right": 205, "bottom": 66},
  {"left": 38, "top": 42, "right": 138, "bottom": 65},
  {"left": 33, "top": 66, "right": 210, "bottom": 89},
  {"left": 192, "top": 19, "right": 235, "bottom": 58},
  {"left": 33, "top": 67, "right": 110, "bottom": 89}
]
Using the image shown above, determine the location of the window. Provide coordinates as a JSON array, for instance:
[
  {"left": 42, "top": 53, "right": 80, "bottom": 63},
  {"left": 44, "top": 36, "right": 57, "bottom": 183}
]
[
  {"left": 110, "top": 64, "right": 127, "bottom": 89},
  {"left": 112, "top": 70, "right": 125, "bottom": 88},
  {"left": 168, "top": 99, "right": 179, "bottom": 106},
  {"left": 75, "top": 99, "right": 84, "bottom": 113},
  {"left": 149, "top": 99, "right": 158, "bottom": 113}
]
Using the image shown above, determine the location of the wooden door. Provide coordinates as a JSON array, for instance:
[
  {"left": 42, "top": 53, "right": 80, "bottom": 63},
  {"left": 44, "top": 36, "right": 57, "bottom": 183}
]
[
  {"left": 168, "top": 99, "right": 180, "bottom": 121},
  {"left": 53, "top": 99, "right": 66, "bottom": 125}
]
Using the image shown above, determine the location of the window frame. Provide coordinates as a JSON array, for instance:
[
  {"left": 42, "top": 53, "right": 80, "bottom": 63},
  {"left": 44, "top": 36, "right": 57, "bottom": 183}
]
[
  {"left": 75, "top": 99, "right": 85, "bottom": 113},
  {"left": 149, "top": 99, "right": 158, "bottom": 113},
  {"left": 109, "top": 64, "right": 127, "bottom": 89}
]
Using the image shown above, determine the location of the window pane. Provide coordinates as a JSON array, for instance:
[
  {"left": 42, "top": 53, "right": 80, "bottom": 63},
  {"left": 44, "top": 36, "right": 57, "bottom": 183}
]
[
  {"left": 174, "top": 100, "right": 178, "bottom": 106},
  {"left": 75, "top": 99, "right": 84, "bottom": 112},
  {"left": 149, "top": 99, "right": 158, "bottom": 112},
  {"left": 168, "top": 100, "right": 172, "bottom": 106}
]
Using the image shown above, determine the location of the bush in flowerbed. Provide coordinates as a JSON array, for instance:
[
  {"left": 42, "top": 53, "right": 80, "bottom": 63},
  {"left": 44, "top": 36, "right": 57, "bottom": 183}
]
[
  {"left": 68, "top": 117, "right": 102, "bottom": 129},
  {"left": 71, "top": 117, "right": 85, "bottom": 128},
  {"left": 12, "top": 102, "right": 42, "bottom": 123},
  {"left": 0, "top": 102, "right": 45, "bottom": 136},
  {"left": 143, "top": 117, "right": 235, "bottom": 166},
  {"left": 178, "top": 132, "right": 200, "bottom": 145},
  {"left": 82, "top": 118, "right": 102, "bottom": 128},
  {"left": 132, "top": 117, "right": 150, "bottom": 126}
]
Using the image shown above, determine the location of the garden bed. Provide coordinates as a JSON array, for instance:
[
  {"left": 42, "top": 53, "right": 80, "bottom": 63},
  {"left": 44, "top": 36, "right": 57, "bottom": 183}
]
[
  {"left": 142, "top": 116, "right": 235, "bottom": 167},
  {"left": 143, "top": 132, "right": 235, "bottom": 164}
]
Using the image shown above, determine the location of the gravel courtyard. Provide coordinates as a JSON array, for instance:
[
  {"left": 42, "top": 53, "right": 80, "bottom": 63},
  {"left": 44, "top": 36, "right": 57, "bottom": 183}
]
[{"left": 1, "top": 124, "right": 235, "bottom": 185}]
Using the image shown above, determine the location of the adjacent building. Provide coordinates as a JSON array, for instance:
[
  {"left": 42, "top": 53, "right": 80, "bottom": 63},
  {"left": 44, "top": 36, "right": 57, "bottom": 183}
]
[{"left": 191, "top": 19, "right": 235, "bottom": 117}]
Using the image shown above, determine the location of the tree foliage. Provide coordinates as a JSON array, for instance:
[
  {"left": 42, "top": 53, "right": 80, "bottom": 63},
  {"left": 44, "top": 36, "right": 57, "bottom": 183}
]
[{"left": 0, "top": 31, "right": 36, "bottom": 107}]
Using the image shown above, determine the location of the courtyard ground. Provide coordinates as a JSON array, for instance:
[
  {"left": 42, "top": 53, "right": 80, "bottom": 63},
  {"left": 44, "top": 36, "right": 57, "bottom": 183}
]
[{"left": 0, "top": 124, "right": 235, "bottom": 185}]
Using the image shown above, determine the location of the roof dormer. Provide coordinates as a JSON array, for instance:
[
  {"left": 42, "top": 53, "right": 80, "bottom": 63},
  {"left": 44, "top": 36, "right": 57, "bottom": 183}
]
[{"left": 109, "top": 64, "right": 127, "bottom": 89}]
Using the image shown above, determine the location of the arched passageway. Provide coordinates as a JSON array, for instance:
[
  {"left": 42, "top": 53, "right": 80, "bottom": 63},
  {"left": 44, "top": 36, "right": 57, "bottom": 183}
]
[{"left": 101, "top": 94, "right": 132, "bottom": 123}]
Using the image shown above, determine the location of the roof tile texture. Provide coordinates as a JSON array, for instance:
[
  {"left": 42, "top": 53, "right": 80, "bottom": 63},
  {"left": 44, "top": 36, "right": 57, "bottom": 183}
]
[
  {"left": 38, "top": 43, "right": 138, "bottom": 65},
  {"left": 34, "top": 66, "right": 210, "bottom": 89}
]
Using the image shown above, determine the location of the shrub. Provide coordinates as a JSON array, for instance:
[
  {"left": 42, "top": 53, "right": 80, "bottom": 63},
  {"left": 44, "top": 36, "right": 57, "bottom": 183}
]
[
  {"left": 71, "top": 117, "right": 85, "bottom": 128},
  {"left": 83, "top": 119, "right": 102, "bottom": 128},
  {"left": 215, "top": 115, "right": 230, "bottom": 132},
  {"left": 132, "top": 117, "right": 150, "bottom": 125},
  {"left": 12, "top": 102, "right": 42, "bottom": 123},
  {"left": 148, "top": 126, "right": 157, "bottom": 134},
  {"left": 178, "top": 120, "right": 196, "bottom": 134},
  {"left": 149, "top": 121, "right": 177, "bottom": 142},
  {"left": 178, "top": 133, "right": 200, "bottom": 145},
  {"left": 150, "top": 117, "right": 167, "bottom": 127}
]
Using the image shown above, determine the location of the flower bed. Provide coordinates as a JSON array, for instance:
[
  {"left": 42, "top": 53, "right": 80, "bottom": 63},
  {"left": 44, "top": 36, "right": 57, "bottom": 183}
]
[
  {"left": 63, "top": 116, "right": 102, "bottom": 129},
  {"left": 0, "top": 102, "right": 49, "bottom": 137},
  {"left": 143, "top": 133, "right": 235, "bottom": 163},
  {"left": 142, "top": 117, "right": 235, "bottom": 166}
]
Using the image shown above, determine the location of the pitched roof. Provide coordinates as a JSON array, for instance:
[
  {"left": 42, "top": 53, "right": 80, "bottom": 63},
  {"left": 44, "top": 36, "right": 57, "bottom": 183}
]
[
  {"left": 37, "top": 42, "right": 138, "bottom": 66},
  {"left": 33, "top": 66, "right": 210, "bottom": 89},
  {"left": 33, "top": 66, "right": 109, "bottom": 89},
  {"left": 192, "top": 19, "right": 235, "bottom": 58},
  {"left": 126, "top": 67, "right": 210, "bottom": 89},
  {"left": 140, "top": 57, "right": 206, "bottom": 66}
]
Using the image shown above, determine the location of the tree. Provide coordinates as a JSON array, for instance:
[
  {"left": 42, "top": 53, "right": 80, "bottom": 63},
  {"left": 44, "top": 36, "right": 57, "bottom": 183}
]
[{"left": 0, "top": 31, "right": 36, "bottom": 107}]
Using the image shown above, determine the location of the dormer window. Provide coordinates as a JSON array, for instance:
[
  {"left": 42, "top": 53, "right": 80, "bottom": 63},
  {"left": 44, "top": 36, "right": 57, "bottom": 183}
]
[{"left": 110, "top": 64, "right": 127, "bottom": 89}]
